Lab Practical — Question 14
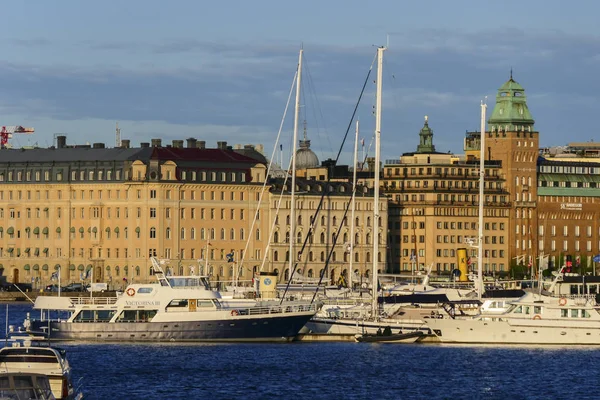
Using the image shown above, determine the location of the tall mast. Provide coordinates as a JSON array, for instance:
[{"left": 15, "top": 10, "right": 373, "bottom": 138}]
[
  {"left": 372, "top": 46, "right": 385, "bottom": 317},
  {"left": 477, "top": 100, "right": 487, "bottom": 300},
  {"left": 289, "top": 49, "right": 303, "bottom": 276},
  {"left": 349, "top": 120, "right": 359, "bottom": 290}
]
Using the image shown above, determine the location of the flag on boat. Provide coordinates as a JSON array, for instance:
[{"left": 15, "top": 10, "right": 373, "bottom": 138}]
[{"left": 410, "top": 250, "right": 417, "bottom": 262}]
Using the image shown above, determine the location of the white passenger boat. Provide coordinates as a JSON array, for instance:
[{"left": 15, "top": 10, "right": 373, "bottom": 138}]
[
  {"left": 25, "top": 258, "right": 318, "bottom": 342},
  {"left": 425, "top": 291, "right": 600, "bottom": 345},
  {"left": 0, "top": 333, "right": 82, "bottom": 399}
]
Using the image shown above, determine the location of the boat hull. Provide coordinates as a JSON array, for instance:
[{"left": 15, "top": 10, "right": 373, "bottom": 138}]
[
  {"left": 354, "top": 331, "right": 424, "bottom": 343},
  {"left": 31, "top": 313, "right": 315, "bottom": 342},
  {"left": 426, "top": 318, "right": 600, "bottom": 345}
]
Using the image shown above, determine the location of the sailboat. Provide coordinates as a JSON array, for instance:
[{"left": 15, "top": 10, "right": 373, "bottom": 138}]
[{"left": 304, "top": 46, "right": 432, "bottom": 338}]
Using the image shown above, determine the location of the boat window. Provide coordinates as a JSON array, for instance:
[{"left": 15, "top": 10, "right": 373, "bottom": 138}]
[
  {"left": 166, "top": 299, "right": 188, "bottom": 311},
  {"left": 582, "top": 310, "right": 591, "bottom": 318},
  {"left": 589, "top": 285, "right": 598, "bottom": 295},
  {"left": 116, "top": 310, "right": 157, "bottom": 322},
  {"left": 137, "top": 287, "right": 154, "bottom": 294},
  {"left": 513, "top": 306, "right": 523, "bottom": 314},
  {"left": 74, "top": 309, "right": 116, "bottom": 322},
  {"left": 570, "top": 285, "right": 579, "bottom": 296},
  {"left": 197, "top": 300, "right": 214, "bottom": 308},
  {"left": 505, "top": 305, "right": 516, "bottom": 313},
  {"left": 524, "top": 306, "right": 531, "bottom": 315},
  {"left": 533, "top": 306, "right": 541, "bottom": 314},
  {"left": 571, "top": 309, "right": 579, "bottom": 318},
  {"left": 561, "top": 309, "right": 568, "bottom": 318}
]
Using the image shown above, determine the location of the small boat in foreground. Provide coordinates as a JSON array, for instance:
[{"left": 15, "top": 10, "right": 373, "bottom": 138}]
[
  {"left": 354, "top": 330, "right": 424, "bottom": 343},
  {"left": 0, "top": 333, "right": 82, "bottom": 399}
]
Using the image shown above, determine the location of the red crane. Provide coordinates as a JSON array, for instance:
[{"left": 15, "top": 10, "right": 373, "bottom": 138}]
[{"left": 0, "top": 126, "right": 35, "bottom": 147}]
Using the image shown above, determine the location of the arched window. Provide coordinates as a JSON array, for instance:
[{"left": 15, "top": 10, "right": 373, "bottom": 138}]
[
  {"left": 320, "top": 251, "right": 325, "bottom": 262},
  {"left": 354, "top": 252, "right": 359, "bottom": 262},
  {"left": 309, "top": 251, "right": 313, "bottom": 261},
  {"left": 165, "top": 228, "right": 171, "bottom": 239},
  {"left": 255, "top": 229, "right": 260, "bottom": 240},
  {"left": 378, "top": 252, "right": 382, "bottom": 262},
  {"left": 191, "top": 228, "right": 196, "bottom": 240},
  {"left": 366, "top": 233, "right": 371, "bottom": 245},
  {"left": 297, "top": 215, "right": 302, "bottom": 225},
  {"left": 150, "top": 227, "right": 156, "bottom": 239},
  {"left": 332, "top": 216, "right": 337, "bottom": 226},
  {"left": 321, "top": 216, "right": 326, "bottom": 226},
  {"left": 181, "top": 228, "right": 185, "bottom": 239},
  {"left": 219, "top": 228, "right": 224, "bottom": 240},
  {"left": 297, "top": 232, "right": 302, "bottom": 243},
  {"left": 308, "top": 269, "right": 314, "bottom": 278},
  {"left": 210, "top": 228, "right": 215, "bottom": 240},
  {"left": 284, "top": 269, "right": 289, "bottom": 281},
  {"left": 367, "top": 217, "right": 371, "bottom": 227},
  {"left": 343, "top": 232, "right": 348, "bottom": 243},
  {"left": 332, "top": 252, "right": 336, "bottom": 262},
  {"left": 240, "top": 229, "right": 245, "bottom": 240},
  {"left": 320, "top": 232, "right": 325, "bottom": 244},
  {"left": 286, "top": 215, "right": 291, "bottom": 225},
  {"left": 230, "top": 228, "right": 235, "bottom": 240},
  {"left": 355, "top": 233, "right": 360, "bottom": 245},
  {"left": 355, "top": 217, "right": 359, "bottom": 227},
  {"left": 285, "top": 232, "right": 290, "bottom": 243},
  {"left": 285, "top": 251, "right": 290, "bottom": 261},
  {"left": 273, "top": 251, "right": 278, "bottom": 261},
  {"left": 274, "top": 231, "right": 279, "bottom": 243},
  {"left": 201, "top": 228, "right": 205, "bottom": 240},
  {"left": 343, "top": 253, "right": 348, "bottom": 262},
  {"left": 366, "top": 252, "right": 371, "bottom": 262}
]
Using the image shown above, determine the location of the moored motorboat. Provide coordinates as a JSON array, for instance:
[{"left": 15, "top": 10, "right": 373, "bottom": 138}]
[
  {"left": 354, "top": 330, "right": 424, "bottom": 343},
  {"left": 25, "top": 258, "right": 318, "bottom": 342},
  {"left": 426, "top": 291, "right": 600, "bottom": 345}
]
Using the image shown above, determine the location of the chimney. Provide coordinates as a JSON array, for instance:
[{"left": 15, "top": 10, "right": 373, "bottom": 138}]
[
  {"left": 172, "top": 140, "right": 184, "bottom": 148},
  {"left": 93, "top": 143, "right": 105, "bottom": 149},
  {"left": 217, "top": 141, "right": 227, "bottom": 150},
  {"left": 140, "top": 142, "right": 150, "bottom": 148},
  {"left": 244, "top": 144, "right": 255, "bottom": 150},
  {"left": 198, "top": 141, "right": 206, "bottom": 149},
  {"left": 151, "top": 138, "right": 162, "bottom": 148},
  {"left": 56, "top": 136, "right": 67, "bottom": 149},
  {"left": 186, "top": 137, "right": 198, "bottom": 148},
  {"left": 121, "top": 139, "right": 130, "bottom": 149},
  {"left": 255, "top": 144, "right": 264, "bottom": 154}
]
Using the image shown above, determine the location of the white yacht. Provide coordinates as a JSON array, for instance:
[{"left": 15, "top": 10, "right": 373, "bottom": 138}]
[
  {"left": 25, "top": 258, "right": 318, "bottom": 342},
  {"left": 425, "top": 291, "right": 600, "bottom": 345},
  {"left": 0, "top": 333, "right": 81, "bottom": 399}
]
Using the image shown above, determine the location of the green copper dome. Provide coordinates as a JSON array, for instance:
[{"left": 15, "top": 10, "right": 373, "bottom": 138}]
[
  {"left": 416, "top": 116, "right": 436, "bottom": 153},
  {"left": 488, "top": 74, "right": 535, "bottom": 133}
]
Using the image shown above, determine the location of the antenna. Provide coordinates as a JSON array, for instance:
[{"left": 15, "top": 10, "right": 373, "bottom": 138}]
[{"left": 115, "top": 122, "right": 121, "bottom": 148}]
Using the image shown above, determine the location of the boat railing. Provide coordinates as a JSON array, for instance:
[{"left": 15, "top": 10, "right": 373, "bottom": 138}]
[
  {"left": 230, "top": 302, "right": 318, "bottom": 316},
  {"left": 69, "top": 297, "right": 119, "bottom": 305}
]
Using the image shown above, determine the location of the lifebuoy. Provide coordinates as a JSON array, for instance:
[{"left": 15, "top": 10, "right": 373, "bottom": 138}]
[
  {"left": 230, "top": 310, "right": 239, "bottom": 316},
  {"left": 559, "top": 297, "right": 567, "bottom": 306},
  {"left": 126, "top": 288, "right": 135, "bottom": 297},
  {"left": 533, "top": 314, "right": 542, "bottom": 320}
]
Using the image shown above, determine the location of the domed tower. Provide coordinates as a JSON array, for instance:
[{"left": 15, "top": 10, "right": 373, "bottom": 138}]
[
  {"left": 485, "top": 73, "right": 539, "bottom": 274},
  {"left": 416, "top": 115, "right": 436, "bottom": 153},
  {"left": 295, "top": 121, "right": 319, "bottom": 169}
]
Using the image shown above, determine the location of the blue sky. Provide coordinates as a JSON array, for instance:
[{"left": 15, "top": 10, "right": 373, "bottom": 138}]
[{"left": 1, "top": 0, "right": 599, "bottom": 164}]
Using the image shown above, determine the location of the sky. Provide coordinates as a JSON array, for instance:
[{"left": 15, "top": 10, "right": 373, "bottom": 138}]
[{"left": 1, "top": 0, "right": 599, "bottom": 165}]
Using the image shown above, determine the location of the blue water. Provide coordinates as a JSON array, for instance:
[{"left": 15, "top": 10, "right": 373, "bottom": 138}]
[{"left": 2, "top": 303, "right": 599, "bottom": 399}]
